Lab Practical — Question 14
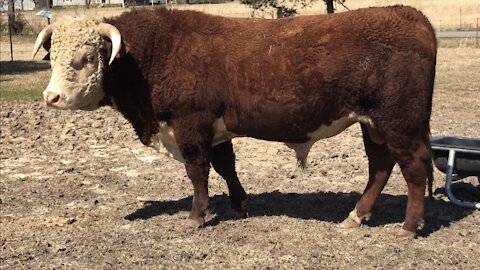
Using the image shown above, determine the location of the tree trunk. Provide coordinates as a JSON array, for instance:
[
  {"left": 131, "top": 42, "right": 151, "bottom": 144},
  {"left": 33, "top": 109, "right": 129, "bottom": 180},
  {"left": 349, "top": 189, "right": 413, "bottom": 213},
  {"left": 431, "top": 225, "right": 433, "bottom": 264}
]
[
  {"left": 325, "top": 0, "right": 334, "bottom": 14},
  {"left": 7, "top": 0, "right": 15, "bottom": 22},
  {"left": 276, "top": 7, "right": 283, "bottom": 19}
]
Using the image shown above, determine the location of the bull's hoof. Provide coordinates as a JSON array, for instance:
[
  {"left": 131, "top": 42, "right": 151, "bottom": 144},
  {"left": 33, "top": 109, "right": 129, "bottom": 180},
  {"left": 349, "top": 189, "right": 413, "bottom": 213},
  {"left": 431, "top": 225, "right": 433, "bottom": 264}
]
[
  {"left": 181, "top": 218, "right": 204, "bottom": 232},
  {"left": 229, "top": 200, "right": 248, "bottom": 219},
  {"left": 340, "top": 216, "right": 361, "bottom": 228},
  {"left": 395, "top": 228, "right": 416, "bottom": 239},
  {"left": 227, "top": 208, "right": 248, "bottom": 219},
  {"left": 339, "top": 209, "right": 369, "bottom": 228}
]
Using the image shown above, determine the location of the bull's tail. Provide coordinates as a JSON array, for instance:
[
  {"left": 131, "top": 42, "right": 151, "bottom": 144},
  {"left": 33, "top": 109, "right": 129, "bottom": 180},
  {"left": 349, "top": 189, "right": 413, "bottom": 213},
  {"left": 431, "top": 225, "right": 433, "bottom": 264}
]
[
  {"left": 424, "top": 122, "right": 434, "bottom": 200},
  {"left": 427, "top": 157, "right": 434, "bottom": 200}
]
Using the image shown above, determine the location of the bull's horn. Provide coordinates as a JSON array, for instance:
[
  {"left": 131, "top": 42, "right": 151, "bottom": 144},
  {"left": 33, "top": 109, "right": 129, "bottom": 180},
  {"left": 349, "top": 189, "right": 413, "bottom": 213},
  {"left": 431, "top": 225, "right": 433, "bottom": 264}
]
[
  {"left": 32, "top": 24, "right": 53, "bottom": 59},
  {"left": 97, "top": 23, "right": 122, "bottom": 65}
]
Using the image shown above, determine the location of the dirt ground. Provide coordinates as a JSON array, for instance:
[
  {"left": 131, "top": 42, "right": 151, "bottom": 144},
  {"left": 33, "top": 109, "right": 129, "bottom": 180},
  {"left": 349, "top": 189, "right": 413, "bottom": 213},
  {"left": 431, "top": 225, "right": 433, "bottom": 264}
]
[{"left": 1, "top": 47, "right": 480, "bottom": 269}]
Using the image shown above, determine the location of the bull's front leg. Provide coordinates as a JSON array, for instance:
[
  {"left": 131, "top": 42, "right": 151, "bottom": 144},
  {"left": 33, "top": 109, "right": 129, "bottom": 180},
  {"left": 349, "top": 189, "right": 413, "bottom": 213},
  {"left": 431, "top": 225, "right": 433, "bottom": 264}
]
[
  {"left": 173, "top": 115, "right": 215, "bottom": 230},
  {"left": 184, "top": 160, "right": 211, "bottom": 229}
]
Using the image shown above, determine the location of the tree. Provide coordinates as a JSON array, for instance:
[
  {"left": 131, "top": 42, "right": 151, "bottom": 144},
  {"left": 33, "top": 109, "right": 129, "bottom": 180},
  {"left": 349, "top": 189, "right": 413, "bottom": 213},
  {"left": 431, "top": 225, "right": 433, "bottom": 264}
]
[
  {"left": 325, "top": 0, "right": 334, "bottom": 14},
  {"left": 32, "top": 0, "right": 52, "bottom": 10},
  {"left": 241, "top": 0, "right": 346, "bottom": 18}
]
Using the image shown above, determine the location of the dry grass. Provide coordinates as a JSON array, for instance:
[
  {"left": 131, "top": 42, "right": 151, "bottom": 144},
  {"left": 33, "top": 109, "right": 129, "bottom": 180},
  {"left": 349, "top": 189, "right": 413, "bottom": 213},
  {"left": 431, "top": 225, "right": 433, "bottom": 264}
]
[
  {"left": 1, "top": 0, "right": 479, "bottom": 32},
  {"left": 1, "top": 2, "right": 479, "bottom": 99},
  {"left": 0, "top": 36, "right": 50, "bottom": 100},
  {"left": 1, "top": 7, "right": 127, "bottom": 33},
  {"left": 438, "top": 37, "right": 480, "bottom": 48},
  {"left": 430, "top": 46, "right": 480, "bottom": 139},
  {"left": 172, "top": 1, "right": 479, "bottom": 31},
  {"left": 168, "top": 1, "right": 480, "bottom": 31},
  {"left": 335, "top": 0, "right": 480, "bottom": 31}
]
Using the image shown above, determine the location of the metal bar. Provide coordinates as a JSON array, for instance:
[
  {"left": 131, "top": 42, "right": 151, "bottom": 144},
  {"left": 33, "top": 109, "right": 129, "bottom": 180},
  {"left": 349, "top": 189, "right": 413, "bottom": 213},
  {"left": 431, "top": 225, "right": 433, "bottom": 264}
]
[
  {"left": 431, "top": 145, "right": 480, "bottom": 155},
  {"left": 444, "top": 149, "right": 480, "bottom": 209},
  {"left": 436, "top": 31, "right": 479, "bottom": 38}
]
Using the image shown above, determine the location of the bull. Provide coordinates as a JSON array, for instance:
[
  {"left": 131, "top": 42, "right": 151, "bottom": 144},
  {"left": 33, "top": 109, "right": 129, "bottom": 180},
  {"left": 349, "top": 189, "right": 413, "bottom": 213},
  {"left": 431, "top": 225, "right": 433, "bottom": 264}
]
[{"left": 33, "top": 6, "right": 437, "bottom": 237}]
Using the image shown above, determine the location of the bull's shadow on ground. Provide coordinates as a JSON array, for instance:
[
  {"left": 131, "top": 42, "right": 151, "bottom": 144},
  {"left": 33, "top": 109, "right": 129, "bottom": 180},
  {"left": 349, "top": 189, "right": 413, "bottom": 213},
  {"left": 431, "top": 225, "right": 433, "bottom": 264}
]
[
  {"left": 0, "top": 60, "right": 50, "bottom": 76},
  {"left": 125, "top": 183, "right": 478, "bottom": 236}
]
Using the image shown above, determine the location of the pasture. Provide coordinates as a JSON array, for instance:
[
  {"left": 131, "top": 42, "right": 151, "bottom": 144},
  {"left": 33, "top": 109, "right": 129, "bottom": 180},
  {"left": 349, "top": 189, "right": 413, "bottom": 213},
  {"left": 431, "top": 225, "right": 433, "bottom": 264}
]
[{"left": 1, "top": 4, "right": 480, "bottom": 269}]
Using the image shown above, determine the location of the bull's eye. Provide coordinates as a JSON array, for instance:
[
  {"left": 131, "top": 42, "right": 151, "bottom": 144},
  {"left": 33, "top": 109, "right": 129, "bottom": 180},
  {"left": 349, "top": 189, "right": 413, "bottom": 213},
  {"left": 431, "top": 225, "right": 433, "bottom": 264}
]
[{"left": 85, "top": 54, "right": 94, "bottom": 64}]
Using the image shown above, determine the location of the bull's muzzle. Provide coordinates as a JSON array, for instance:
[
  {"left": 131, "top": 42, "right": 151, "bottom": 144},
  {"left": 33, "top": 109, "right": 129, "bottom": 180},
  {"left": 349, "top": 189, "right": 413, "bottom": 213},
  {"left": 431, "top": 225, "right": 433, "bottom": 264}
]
[{"left": 44, "top": 91, "right": 62, "bottom": 107}]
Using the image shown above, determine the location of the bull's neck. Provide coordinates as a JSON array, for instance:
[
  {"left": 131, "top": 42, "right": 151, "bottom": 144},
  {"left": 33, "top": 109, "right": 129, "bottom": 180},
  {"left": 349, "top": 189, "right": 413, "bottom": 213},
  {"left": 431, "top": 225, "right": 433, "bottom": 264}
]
[{"left": 101, "top": 55, "right": 158, "bottom": 145}]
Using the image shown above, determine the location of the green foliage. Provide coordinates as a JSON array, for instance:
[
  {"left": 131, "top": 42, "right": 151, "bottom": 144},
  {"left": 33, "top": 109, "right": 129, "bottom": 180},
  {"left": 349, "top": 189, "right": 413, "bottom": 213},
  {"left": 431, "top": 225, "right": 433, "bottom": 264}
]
[
  {"left": 241, "top": 0, "right": 344, "bottom": 17},
  {"left": 241, "top": 0, "right": 303, "bottom": 17},
  {"left": 0, "top": 90, "right": 42, "bottom": 101},
  {"left": 242, "top": 0, "right": 318, "bottom": 17}
]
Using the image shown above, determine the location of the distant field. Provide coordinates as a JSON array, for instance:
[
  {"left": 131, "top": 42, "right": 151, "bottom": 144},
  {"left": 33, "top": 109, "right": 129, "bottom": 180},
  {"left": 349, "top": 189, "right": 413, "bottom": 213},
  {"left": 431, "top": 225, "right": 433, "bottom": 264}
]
[
  {"left": 0, "top": 36, "right": 49, "bottom": 100},
  {"left": 1, "top": 0, "right": 479, "bottom": 32},
  {"left": 0, "top": 1, "right": 479, "bottom": 99}
]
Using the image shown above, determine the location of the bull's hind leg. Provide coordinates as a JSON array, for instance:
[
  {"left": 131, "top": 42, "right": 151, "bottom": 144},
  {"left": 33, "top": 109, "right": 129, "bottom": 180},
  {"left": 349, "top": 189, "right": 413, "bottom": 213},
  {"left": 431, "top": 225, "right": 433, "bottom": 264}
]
[
  {"left": 341, "top": 124, "right": 395, "bottom": 228},
  {"left": 212, "top": 140, "right": 247, "bottom": 215},
  {"left": 389, "top": 136, "right": 432, "bottom": 238}
]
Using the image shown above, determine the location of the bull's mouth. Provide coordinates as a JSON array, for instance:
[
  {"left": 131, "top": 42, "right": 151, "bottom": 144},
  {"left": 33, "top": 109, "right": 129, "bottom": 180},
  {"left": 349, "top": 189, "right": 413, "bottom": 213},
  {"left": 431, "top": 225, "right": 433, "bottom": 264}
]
[
  {"left": 44, "top": 100, "right": 99, "bottom": 111},
  {"left": 45, "top": 101, "right": 68, "bottom": 110}
]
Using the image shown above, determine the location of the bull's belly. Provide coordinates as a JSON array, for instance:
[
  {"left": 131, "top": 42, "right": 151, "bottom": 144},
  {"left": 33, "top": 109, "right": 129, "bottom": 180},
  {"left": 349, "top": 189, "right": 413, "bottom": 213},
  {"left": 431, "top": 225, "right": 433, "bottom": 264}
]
[
  {"left": 149, "top": 113, "right": 373, "bottom": 163},
  {"left": 149, "top": 118, "right": 238, "bottom": 163}
]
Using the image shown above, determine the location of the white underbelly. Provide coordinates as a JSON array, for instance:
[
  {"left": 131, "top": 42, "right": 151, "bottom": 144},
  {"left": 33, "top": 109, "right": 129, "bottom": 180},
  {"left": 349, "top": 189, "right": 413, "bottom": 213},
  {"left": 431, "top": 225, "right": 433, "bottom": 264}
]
[
  {"left": 149, "top": 118, "right": 237, "bottom": 163},
  {"left": 287, "top": 112, "right": 374, "bottom": 158},
  {"left": 308, "top": 112, "right": 374, "bottom": 141},
  {"left": 149, "top": 113, "right": 373, "bottom": 163}
]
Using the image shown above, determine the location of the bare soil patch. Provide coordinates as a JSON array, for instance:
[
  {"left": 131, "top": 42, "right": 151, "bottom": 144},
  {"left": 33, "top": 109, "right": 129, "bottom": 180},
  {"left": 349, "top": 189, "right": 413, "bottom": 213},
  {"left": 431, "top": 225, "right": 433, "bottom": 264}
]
[{"left": 1, "top": 50, "right": 479, "bottom": 269}]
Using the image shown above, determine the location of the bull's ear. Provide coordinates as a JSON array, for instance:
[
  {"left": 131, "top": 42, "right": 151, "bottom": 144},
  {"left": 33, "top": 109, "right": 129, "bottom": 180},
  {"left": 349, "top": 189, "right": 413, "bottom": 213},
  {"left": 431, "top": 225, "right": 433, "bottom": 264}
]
[
  {"left": 102, "top": 38, "right": 129, "bottom": 62},
  {"left": 32, "top": 24, "right": 53, "bottom": 59},
  {"left": 39, "top": 37, "right": 51, "bottom": 61},
  {"left": 42, "top": 36, "right": 51, "bottom": 53},
  {"left": 97, "top": 23, "right": 121, "bottom": 65}
]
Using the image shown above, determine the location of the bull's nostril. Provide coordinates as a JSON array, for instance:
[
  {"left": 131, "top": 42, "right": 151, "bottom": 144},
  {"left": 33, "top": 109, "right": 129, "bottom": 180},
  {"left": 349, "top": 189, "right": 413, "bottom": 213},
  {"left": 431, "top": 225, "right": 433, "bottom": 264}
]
[
  {"left": 51, "top": 95, "right": 60, "bottom": 104},
  {"left": 45, "top": 92, "right": 61, "bottom": 106}
]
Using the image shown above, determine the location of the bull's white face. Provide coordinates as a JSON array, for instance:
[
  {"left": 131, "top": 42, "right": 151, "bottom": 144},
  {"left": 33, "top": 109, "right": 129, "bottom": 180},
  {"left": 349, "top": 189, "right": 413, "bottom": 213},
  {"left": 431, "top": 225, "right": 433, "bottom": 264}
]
[
  {"left": 45, "top": 43, "right": 105, "bottom": 111},
  {"left": 34, "top": 19, "right": 121, "bottom": 111}
]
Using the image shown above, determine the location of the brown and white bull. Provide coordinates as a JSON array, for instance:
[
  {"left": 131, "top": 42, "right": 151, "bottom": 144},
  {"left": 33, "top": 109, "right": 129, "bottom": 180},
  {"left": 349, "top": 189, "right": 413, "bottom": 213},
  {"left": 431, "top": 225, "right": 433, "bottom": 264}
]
[{"left": 33, "top": 6, "right": 437, "bottom": 237}]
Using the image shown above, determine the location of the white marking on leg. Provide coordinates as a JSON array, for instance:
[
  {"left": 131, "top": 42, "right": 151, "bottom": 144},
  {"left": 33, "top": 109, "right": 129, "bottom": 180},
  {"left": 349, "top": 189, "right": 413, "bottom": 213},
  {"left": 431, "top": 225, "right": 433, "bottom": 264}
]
[{"left": 340, "top": 208, "right": 371, "bottom": 228}]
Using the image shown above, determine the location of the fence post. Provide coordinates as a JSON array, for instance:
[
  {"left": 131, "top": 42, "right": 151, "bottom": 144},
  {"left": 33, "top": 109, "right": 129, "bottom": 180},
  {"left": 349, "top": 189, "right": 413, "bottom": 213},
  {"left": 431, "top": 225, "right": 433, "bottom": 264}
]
[
  {"left": 276, "top": 7, "right": 283, "bottom": 19},
  {"left": 7, "top": 0, "right": 15, "bottom": 62},
  {"left": 459, "top": 8, "right": 462, "bottom": 30}
]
